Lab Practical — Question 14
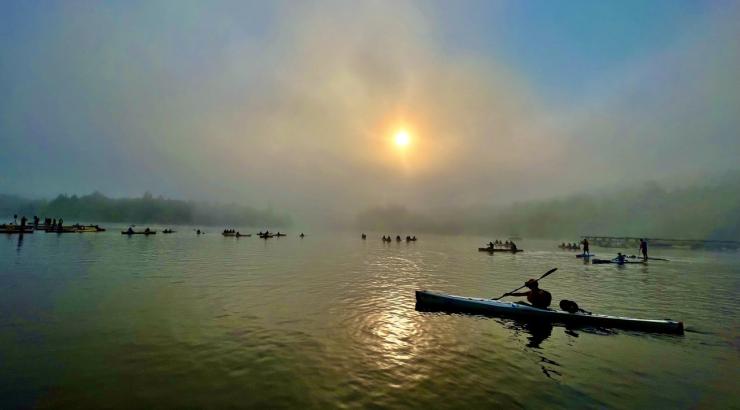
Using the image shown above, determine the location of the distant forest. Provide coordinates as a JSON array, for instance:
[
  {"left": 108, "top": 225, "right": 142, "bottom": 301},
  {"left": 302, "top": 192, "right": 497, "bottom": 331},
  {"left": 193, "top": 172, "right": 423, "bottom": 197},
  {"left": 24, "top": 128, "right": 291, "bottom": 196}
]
[
  {"left": 356, "top": 174, "right": 740, "bottom": 241},
  {"left": 0, "top": 192, "right": 292, "bottom": 227}
]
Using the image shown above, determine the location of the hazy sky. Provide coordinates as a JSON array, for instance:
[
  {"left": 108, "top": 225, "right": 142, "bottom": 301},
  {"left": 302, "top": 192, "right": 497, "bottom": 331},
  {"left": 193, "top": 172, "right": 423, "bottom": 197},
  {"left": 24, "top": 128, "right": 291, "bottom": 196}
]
[{"left": 1, "top": 0, "right": 738, "bottom": 222}]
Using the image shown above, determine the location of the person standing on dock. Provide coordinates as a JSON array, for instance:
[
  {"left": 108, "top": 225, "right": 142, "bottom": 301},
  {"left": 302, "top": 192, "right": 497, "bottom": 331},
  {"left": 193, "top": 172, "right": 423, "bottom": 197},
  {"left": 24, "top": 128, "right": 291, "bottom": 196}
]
[
  {"left": 639, "top": 239, "right": 648, "bottom": 261},
  {"left": 581, "top": 238, "right": 590, "bottom": 256}
]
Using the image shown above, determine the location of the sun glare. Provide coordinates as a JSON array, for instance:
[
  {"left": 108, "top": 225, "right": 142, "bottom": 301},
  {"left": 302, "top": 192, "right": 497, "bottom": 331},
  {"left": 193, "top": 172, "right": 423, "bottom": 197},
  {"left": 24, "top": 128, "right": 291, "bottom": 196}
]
[{"left": 394, "top": 130, "right": 411, "bottom": 147}]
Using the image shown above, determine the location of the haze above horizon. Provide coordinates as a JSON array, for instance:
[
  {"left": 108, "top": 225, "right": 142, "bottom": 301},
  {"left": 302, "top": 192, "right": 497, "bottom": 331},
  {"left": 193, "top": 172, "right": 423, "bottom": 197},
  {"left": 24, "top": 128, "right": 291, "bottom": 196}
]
[{"left": 1, "top": 0, "right": 738, "bottom": 223}]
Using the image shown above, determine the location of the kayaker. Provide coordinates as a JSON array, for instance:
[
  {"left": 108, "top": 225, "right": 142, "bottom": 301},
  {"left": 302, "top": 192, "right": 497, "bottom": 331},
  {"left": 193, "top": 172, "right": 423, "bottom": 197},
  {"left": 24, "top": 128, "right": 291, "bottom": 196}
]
[
  {"left": 488, "top": 241, "right": 495, "bottom": 249},
  {"left": 581, "top": 238, "right": 590, "bottom": 255},
  {"left": 127, "top": 227, "right": 134, "bottom": 234},
  {"left": 505, "top": 279, "right": 552, "bottom": 309},
  {"left": 510, "top": 242, "right": 518, "bottom": 252},
  {"left": 639, "top": 239, "right": 648, "bottom": 261},
  {"left": 615, "top": 253, "right": 626, "bottom": 264}
]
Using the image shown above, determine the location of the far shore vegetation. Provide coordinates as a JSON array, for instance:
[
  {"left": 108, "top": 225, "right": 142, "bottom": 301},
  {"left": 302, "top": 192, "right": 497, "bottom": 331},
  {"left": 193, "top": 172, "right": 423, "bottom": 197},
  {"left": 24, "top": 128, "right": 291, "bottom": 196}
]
[{"left": 0, "top": 191, "right": 292, "bottom": 227}]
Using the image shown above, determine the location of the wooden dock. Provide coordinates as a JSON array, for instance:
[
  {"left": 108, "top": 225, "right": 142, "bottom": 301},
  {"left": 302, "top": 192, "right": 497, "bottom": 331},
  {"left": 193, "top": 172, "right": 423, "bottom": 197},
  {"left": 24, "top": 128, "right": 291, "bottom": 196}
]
[{"left": 581, "top": 236, "right": 739, "bottom": 251}]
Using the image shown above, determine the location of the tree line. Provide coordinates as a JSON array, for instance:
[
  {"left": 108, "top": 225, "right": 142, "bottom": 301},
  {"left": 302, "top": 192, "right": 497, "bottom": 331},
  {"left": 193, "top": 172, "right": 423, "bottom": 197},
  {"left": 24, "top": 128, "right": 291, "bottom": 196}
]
[{"left": 0, "top": 191, "right": 292, "bottom": 227}]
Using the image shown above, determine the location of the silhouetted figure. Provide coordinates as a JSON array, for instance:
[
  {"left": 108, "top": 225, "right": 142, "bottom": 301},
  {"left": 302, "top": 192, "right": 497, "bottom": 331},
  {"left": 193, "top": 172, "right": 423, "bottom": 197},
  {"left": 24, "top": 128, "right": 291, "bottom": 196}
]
[
  {"left": 33, "top": 216, "right": 39, "bottom": 229},
  {"left": 639, "top": 239, "right": 648, "bottom": 261},
  {"left": 299, "top": 233, "right": 305, "bottom": 238},
  {"left": 58, "top": 218, "right": 63, "bottom": 229},
  {"left": 144, "top": 228, "right": 150, "bottom": 234},
  {"left": 127, "top": 227, "right": 134, "bottom": 234},
  {"left": 581, "top": 238, "right": 589, "bottom": 256},
  {"left": 615, "top": 253, "right": 626, "bottom": 264},
  {"left": 197, "top": 229, "right": 201, "bottom": 235},
  {"left": 504, "top": 279, "right": 552, "bottom": 309},
  {"left": 361, "top": 233, "right": 366, "bottom": 239},
  {"left": 510, "top": 242, "right": 518, "bottom": 252},
  {"left": 13, "top": 214, "right": 17, "bottom": 224}
]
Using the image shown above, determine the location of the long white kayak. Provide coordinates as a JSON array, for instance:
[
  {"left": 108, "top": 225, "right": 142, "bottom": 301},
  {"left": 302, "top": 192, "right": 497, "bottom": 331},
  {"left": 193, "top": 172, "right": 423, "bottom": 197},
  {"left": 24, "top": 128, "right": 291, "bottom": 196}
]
[{"left": 415, "top": 290, "right": 684, "bottom": 334}]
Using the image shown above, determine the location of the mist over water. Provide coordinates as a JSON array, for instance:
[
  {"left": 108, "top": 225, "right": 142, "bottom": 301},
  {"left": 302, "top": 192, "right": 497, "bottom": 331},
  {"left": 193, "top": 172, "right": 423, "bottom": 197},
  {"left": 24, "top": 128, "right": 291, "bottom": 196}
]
[{"left": 1, "top": 1, "right": 739, "bottom": 223}]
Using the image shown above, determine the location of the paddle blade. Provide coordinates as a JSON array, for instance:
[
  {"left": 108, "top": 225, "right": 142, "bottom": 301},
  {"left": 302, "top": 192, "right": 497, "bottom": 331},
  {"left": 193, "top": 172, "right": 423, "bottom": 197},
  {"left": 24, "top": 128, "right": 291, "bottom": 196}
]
[{"left": 539, "top": 268, "right": 557, "bottom": 280}]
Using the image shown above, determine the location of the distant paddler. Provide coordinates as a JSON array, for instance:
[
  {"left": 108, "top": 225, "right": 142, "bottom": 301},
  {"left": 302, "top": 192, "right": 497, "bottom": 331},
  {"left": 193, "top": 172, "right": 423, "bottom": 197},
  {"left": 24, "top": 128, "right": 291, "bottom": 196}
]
[
  {"left": 639, "top": 239, "right": 648, "bottom": 261},
  {"left": 615, "top": 253, "right": 626, "bottom": 264},
  {"left": 581, "top": 238, "right": 590, "bottom": 256}
]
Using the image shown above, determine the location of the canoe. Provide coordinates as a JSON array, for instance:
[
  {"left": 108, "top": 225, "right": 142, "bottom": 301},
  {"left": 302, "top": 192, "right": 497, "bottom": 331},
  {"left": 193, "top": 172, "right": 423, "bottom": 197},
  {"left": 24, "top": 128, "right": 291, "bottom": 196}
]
[
  {"left": 0, "top": 228, "right": 34, "bottom": 234},
  {"left": 222, "top": 232, "right": 236, "bottom": 237},
  {"left": 45, "top": 227, "right": 77, "bottom": 233},
  {"left": 74, "top": 226, "right": 106, "bottom": 233},
  {"left": 478, "top": 248, "right": 523, "bottom": 253},
  {"left": 121, "top": 231, "right": 157, "bottom": 235},
  {"left": 415, "top": 290, "right": 683, "bottom": 334},
  {"left": 592, "top": 259, "right": 645, "bottom": 265}
]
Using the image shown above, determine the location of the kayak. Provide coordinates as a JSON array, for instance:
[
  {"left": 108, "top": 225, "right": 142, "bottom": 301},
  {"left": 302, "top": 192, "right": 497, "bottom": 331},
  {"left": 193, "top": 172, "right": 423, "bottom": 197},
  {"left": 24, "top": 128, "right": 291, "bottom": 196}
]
[
  {"left": 0, "top": 228, "right": 34, "bottom": 234},
  {"left": 74, "top": 226, "right": 106, "bottom": 233},
  {"left": 236, "top": 233, "right": 251, "bottom": 237},
  {"left": 121, "top": 231, "right": 157, "bottom": 235},
  {"left": 592, "top": 259, "right": 645, "bottom": 265},
  {"left": 576, "top": 254, "right": 594, "bottom": 258},
  {"left": 415, "top": 290, "right": 683, "bottom": 334},
  {"left": 478, "top": 248, "right": 523, "bottom": 253}
]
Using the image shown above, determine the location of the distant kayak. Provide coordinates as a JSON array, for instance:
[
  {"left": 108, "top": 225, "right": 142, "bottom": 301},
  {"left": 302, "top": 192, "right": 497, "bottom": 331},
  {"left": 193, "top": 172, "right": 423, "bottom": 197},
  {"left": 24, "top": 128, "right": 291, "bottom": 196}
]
[
  {"left": 478, "top": 248, "right": 523, "bottom": 253},
  {"left": 415, "top": 290, "right": 683, "bottom": 334},
  {"left": 592, "top": 259, "right": 645, "bottom": 265},
  {"left": 121, "top": 230, "right": 157, "bottom": 235}
]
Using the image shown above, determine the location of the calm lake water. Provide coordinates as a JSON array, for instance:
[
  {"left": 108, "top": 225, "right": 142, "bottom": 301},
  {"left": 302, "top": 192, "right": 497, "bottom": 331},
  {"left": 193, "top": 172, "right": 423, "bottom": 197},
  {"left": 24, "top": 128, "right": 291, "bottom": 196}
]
[{"left": 1, "top": 229, "right": 738, "bottom": 408}]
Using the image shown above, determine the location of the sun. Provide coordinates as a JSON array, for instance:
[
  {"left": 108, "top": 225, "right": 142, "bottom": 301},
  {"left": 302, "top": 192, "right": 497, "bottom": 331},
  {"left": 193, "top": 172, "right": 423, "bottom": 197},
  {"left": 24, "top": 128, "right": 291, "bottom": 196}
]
[{"left": 394, "top": 130, "right": 411, "bottom": 147}]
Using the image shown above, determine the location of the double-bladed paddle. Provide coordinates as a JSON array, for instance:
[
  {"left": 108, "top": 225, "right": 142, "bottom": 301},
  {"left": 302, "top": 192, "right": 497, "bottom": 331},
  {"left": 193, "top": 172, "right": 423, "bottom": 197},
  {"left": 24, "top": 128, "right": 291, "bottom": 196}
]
[{"left": 494, "top": 268, "right": 558, "bottom": 300}]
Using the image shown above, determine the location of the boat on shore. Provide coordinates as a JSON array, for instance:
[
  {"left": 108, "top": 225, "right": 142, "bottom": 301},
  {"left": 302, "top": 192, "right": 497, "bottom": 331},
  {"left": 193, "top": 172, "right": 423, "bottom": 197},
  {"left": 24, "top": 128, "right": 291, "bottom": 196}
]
[{"left": 415, "top": 290, "right": 683, "bottom": 334}]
